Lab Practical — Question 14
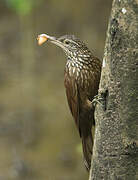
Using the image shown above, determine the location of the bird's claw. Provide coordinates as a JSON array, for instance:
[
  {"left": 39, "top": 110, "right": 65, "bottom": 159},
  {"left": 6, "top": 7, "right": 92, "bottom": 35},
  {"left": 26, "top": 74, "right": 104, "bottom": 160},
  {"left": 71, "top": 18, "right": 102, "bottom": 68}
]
[{"left": 92, "top": 95, "right": 103, "bottom": 107}]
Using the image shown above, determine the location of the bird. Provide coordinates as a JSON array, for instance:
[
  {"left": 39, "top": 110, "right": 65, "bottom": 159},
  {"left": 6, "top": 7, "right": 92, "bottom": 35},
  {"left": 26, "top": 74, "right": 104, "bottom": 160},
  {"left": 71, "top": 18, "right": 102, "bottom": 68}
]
[{"left": 37, "top": 34, "right": 102, "bottom": 171}]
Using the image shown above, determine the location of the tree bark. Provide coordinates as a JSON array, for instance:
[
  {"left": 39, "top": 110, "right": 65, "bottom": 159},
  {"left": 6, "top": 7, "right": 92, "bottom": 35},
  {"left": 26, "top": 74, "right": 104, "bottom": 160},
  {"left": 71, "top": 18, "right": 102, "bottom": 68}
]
[{"left": 89, "top": 0, "right": 138, "bottom": 179}]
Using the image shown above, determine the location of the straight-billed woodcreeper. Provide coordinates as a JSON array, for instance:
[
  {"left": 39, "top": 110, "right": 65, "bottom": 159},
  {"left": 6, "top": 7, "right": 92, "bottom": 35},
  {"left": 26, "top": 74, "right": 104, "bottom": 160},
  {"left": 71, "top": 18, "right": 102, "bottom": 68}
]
[{"left": 37, "top": 34, "right": 102, "bottom": 171}]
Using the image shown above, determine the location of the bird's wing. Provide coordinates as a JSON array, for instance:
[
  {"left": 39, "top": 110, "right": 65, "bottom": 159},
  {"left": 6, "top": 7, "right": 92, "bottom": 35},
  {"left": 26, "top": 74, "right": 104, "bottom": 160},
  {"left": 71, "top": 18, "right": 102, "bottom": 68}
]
[{"left": 64, "top": 73, "right": 81, "bottom": 135}]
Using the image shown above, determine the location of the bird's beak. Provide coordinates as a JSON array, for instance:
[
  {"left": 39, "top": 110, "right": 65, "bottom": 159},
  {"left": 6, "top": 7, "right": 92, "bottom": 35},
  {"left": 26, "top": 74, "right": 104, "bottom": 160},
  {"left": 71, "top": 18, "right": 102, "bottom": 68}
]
[
  {"left": 37, "top": 34, "right": 56, "bottom": 45},
  {"left": 37, "top": 33, "right": 66, "bottom": 51}
]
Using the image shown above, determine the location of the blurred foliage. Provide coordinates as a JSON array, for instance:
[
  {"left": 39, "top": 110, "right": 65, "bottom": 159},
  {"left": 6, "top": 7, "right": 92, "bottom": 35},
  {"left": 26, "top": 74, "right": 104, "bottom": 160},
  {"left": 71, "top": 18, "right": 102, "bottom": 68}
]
[
  {"left": 0, "top": 0, "right": 112, "bottom": 179},
  {"left": 6, "top": 0, "right": 34, "bottom": 15},
  {"left": 5, "top": 0, "right": 44, "bottom": 15}
]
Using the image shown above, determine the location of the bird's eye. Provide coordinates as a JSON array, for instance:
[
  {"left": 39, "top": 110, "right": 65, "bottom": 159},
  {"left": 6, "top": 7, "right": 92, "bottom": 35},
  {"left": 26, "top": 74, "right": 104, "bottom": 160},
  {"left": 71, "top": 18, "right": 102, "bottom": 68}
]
[{"left": 64, "top": 40, "right": 70, "bottom": 45}]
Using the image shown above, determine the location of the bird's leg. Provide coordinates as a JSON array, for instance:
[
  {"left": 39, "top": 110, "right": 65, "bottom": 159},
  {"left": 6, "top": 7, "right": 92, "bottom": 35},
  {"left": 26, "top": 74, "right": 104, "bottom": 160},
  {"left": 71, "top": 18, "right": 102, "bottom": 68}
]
[
  {"left": 92, "top": 95, "right": 103, "bottom": 107},
  {"left": 91, "top": 89, "right": 106, "bottom": 107}
]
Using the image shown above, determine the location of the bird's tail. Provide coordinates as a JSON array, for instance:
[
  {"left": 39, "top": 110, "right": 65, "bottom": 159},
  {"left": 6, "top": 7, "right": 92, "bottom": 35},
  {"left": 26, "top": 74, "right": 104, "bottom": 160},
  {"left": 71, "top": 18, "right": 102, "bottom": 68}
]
[{"left": 81, "top": 132, "right": 93, "bottom": 171}]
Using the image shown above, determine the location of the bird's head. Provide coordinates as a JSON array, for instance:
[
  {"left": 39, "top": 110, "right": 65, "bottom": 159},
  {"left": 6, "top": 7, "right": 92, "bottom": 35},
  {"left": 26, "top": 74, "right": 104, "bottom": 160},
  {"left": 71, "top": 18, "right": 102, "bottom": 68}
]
[{"left": 37, "top": 34, "right": 92, "bottom": 59}]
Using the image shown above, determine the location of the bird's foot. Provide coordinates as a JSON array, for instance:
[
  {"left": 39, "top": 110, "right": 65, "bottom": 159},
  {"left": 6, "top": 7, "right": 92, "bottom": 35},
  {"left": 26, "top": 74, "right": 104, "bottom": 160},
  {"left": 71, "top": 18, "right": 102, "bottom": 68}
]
[
  {"left": 92, "top": 89, "right": 108, "bottom": 110},
  {"left": 92, "top": 95, "right": 103, "bottom": 107},
  {"left": 92, "top": 88, "right": 107, "bottom": 107}
]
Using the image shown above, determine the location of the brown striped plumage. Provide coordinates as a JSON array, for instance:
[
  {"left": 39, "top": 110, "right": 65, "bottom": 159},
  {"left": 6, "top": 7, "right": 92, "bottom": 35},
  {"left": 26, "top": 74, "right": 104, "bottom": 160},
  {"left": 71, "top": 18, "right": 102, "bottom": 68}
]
[{"left": 45, "top": 34, "right": 101, "bottom": 171}]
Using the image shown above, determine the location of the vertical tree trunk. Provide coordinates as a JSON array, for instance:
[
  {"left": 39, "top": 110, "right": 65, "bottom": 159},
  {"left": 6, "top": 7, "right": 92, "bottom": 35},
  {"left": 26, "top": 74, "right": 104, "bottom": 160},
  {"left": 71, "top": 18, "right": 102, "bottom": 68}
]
[{"left": 89, "top": 0, "right": 138, "bottom": 179}]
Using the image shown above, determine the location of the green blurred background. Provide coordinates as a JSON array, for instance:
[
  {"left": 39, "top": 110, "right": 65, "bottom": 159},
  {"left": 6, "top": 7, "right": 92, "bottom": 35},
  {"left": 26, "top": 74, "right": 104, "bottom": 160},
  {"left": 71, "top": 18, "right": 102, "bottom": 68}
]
[{"left": 0, "top": 0, "right": 112, "bottom": 179}]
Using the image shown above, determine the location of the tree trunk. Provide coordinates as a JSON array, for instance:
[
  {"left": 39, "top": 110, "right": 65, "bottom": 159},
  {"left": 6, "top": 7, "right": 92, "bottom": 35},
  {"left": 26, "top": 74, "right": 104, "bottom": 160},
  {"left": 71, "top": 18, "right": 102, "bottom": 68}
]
[{"left": 89, "top": 0, "right": 138, "bottom": 179}]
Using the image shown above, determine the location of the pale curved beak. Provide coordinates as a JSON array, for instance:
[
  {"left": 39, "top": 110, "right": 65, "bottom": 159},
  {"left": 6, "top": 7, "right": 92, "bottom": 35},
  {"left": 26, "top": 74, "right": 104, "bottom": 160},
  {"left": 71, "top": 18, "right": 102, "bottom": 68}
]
[{"left": 37, "top": 33, "right": 67, "bottom": 52}]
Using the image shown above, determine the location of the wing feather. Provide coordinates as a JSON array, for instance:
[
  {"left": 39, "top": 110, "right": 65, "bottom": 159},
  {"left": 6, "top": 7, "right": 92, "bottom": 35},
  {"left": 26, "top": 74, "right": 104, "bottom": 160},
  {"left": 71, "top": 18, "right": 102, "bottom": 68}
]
[{"left": 64, "top": 72, "right": 81, "bottom": 135}]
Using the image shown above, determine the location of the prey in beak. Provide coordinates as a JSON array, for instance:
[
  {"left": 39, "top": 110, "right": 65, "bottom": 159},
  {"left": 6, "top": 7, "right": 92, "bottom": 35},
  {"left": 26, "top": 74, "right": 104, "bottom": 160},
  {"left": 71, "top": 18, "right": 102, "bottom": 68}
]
[
  {"left": 37, "top": 34, "right": 57, "bottom": 45},
  {"left": 37, "top": 33, "right": 68, "bottom": 52}
]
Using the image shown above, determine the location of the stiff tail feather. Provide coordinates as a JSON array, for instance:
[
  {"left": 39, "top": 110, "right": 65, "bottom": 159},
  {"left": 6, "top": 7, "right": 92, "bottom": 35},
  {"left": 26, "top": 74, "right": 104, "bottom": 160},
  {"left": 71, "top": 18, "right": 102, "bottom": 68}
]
[{"left": 81, "top": 133, "right": 93, "bottom": 171}]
